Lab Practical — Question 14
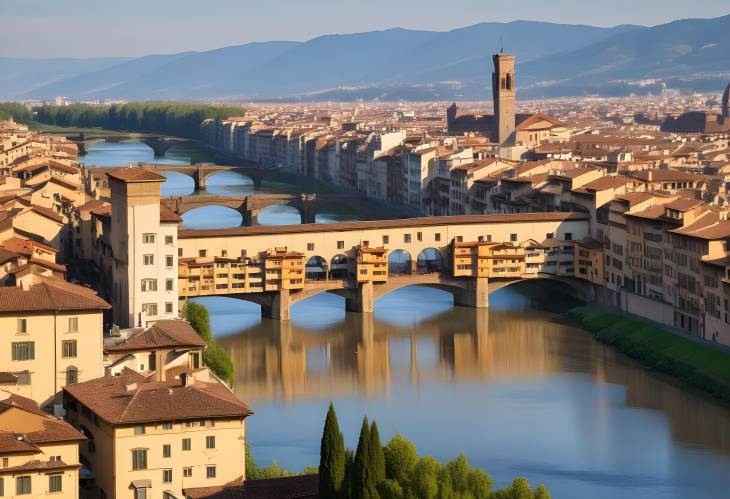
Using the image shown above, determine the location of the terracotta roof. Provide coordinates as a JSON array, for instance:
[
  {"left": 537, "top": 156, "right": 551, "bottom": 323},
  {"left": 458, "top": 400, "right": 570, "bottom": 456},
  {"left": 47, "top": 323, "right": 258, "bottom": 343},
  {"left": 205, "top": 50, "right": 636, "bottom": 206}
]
[
  {"left": 76, "top": 199, "right": 107, "bottom": 212},
  {"left": 0, "top": 247, "right": 20, "bottom": 265},
  {"left": 1, "top": 236, "right": 58, "bottom": 256},
  {"left": 0, "top": 372, "right": 18, "bottom": 384},
  {"left": 664, "top": 197, "right": 703, "bottom": 212},
  {"left": 64, "top": 371, "right": 252, "bottom": 425},
  {"left": 107, "top": 167, "right": 167, "bottom": 183},
  {"left": 179, "top": 212, "right": 589, "bottom": 239},
  {"left": 105, "top": 320, "right": 206, "bottom": 353},
  {"left": 0, "top": 459, "right": 79, "bottom": 474},
  {"left": 670, "top": 219, "right": 730, "bottom": 240},
  {"left": 184, "top": 475, "right": 319, "bottom": 499},
  {"left": 28, "top": 205, "right": 65, "bottom": 224},
  {"left": 578, "top": 176, "right": 631, "bottom": 192},
  {"left": 0, "top": 276, "right": 110, "bottom": 312},
  {"left": 160, "top": 204, "right": 182, "bottom": 223}
]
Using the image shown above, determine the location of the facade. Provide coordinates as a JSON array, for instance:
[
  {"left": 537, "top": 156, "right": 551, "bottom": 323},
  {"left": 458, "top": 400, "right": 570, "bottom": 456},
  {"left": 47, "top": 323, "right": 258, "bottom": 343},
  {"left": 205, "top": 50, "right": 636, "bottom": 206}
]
[
  {"left": 107, "top": 168, "right": 181, "bottom": 328},
  {"left": 492, "top": 53, "right": 516, "bottom": 145},
  {"left": 0, "top": 275, "right": 110, "bottom": 410},
  {"left": 0, "top": 390, "right": 86, "bottom": 499},
  {"left": 63, "top": 369, "right": 252, "bottom": 499}
]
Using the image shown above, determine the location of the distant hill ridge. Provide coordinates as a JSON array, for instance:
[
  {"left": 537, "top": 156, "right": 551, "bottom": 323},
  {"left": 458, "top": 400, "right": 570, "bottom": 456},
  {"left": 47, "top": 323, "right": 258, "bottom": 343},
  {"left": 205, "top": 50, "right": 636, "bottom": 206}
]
[{"left": 2, "top": 15, "right": 729, "bottom": 101}]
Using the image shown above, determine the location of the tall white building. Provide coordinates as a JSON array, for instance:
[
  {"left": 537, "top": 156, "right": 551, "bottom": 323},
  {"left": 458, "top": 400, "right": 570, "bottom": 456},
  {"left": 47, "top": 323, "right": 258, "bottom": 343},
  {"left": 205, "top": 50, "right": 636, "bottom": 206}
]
[{"left": 108, "top": 168, "right": 181, "bottom": 328}]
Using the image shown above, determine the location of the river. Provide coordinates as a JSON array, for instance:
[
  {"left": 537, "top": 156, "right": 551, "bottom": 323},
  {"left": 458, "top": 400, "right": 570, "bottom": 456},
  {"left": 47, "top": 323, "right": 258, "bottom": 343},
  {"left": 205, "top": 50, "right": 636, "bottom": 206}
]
[{"left": 81, "top": 141, "right": 730, "bottom": 499}]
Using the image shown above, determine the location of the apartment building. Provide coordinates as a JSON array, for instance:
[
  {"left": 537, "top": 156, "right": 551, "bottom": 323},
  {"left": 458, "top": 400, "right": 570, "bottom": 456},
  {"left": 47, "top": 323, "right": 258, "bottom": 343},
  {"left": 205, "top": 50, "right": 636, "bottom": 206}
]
[
  {"left": 0, "top": 274, "right": 110, "bottom": 411},
  {"left": 0, "top": 390, "right": 85, "bottom": 499},
  {"left": 107, "top": 168, "right": 181, "bottom": 328},
  {"left": 63, "top": 369, "right": 252, "bottom": 499}
]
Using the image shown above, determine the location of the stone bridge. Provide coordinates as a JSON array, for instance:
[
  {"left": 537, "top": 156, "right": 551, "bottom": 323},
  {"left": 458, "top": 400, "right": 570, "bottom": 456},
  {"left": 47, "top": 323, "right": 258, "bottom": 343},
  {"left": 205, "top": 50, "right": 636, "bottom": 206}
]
[
  {"left": 64, "top": 131, "right": 192, "bottom": 157},
  {"left": 161, "top": 192, "right": 369, "bottom": 225},
  {"left": 143, "top": 164, "right": 274, "bottom": 190}
]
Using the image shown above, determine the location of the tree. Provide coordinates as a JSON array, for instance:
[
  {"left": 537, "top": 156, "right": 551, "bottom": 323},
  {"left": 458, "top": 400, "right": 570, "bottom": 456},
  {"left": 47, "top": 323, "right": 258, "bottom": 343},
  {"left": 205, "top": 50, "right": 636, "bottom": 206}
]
[
  {"left": 533, "top": 484, "right": 551, "bottom": 499},
  {"left": 320, "top": 403, "right": 346, "bottom": 499},
  {"left": 383, "top": 433, "right": 417, "bottom": 485},
  {"left": 343, "top": 448, "right": 355, "bottom": 499},
  {"left": 370, "top": 421, "right": 385, "bottom": 485},
  {"left": 410, "top": 456, "right": 441, "bottom": 499},
  {"left": 183, "top": 302, "right": 213, "bottom": 342},
  {"left": 353, "top": 417, "right": 379, "bottom": 499},
  {"left": 183, "top": 301, "right": 234, "bottom": 386},
  {"left": 509, "top": 477, "right": 534, "bottom": 499},
  {"left": 377, "top": 479, "right": 403, "bottom": 499}
]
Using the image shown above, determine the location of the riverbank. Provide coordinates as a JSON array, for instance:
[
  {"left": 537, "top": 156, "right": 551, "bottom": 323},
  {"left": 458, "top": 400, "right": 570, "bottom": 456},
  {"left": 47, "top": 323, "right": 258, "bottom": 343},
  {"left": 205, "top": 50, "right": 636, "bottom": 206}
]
[{"left": 566, "top": 305, "right": 730, "bottom": 403}]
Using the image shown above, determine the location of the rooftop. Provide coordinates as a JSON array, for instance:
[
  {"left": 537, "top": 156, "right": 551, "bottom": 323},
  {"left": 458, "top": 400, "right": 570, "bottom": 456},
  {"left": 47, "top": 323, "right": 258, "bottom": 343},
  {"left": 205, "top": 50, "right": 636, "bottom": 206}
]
[
  {"left": 107, "top": 167, "right": 167, "bottom": 183},
  {"left": 105, "top": 320, "right": 207, "bottom": 353},
  {"left": 0, "top": 275, "right": 110, "bottom": 313}
]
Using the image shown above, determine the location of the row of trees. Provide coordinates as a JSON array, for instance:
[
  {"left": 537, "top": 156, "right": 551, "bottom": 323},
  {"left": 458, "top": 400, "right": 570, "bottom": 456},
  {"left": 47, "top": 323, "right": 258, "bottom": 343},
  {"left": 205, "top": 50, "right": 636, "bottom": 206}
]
[
  {"left": 0, "top": 102, "right": 34, "bottom": 124},
  {"left": 320, "top": 404, "right": 551, "bottom": 499},
  {"left": 33, "top": 102, "right": 242, "bottom": 140},
  {"left": 182, "top": 301, "right": 235, "bottom": 386}
]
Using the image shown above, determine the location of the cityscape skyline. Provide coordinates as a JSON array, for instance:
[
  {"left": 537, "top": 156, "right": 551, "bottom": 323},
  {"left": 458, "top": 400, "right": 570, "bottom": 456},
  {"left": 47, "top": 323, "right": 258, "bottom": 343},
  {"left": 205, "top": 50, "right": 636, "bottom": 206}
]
[{"left": 1, "top": 0, "right": 729, "bottom": 58}]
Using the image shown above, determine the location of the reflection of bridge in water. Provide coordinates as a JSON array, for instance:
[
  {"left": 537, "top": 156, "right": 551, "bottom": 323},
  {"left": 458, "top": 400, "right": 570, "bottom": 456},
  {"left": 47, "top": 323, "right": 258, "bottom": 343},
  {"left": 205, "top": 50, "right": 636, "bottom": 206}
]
[
  {"left": 161, "top": 192, "right": 369, "bottom": 226},
  {"left": 218, "top": 304, "right": 730, "bottom": 456}
]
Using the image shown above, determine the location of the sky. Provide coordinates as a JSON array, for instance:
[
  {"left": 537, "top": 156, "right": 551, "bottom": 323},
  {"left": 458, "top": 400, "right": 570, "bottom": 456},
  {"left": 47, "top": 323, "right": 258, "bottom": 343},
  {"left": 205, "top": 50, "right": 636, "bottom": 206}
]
[{"left": 1, "top": 0, "right": 729, "bottom": 58}]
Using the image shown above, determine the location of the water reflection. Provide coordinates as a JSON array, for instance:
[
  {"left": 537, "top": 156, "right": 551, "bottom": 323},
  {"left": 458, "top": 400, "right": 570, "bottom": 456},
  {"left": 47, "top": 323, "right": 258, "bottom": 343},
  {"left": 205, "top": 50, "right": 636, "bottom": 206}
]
[{"left": 209, "top": 287, "right": 730, "bottom": 499}]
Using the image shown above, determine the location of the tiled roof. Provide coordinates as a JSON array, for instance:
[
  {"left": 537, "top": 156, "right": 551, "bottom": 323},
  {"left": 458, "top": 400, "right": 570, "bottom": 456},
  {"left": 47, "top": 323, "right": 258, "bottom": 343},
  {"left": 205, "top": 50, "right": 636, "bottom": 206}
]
[
  {"left": 64, "top": 371, "right": 252, "bottom": 425},
  {"left": 0, "top": 459, "right": 79, "bottom": 473},
  {"left": 1, "top": 236, "right": 57, "bottom": 256},
  {"left": 160, "top": 204, "right": 182, "bottom": 223},
  {"left": 0, "top": 276, "right": 110, "bottom": 312},
  {"left": 105, "top": 320, "right": 206, "bottom": 353},
  {"left": 29, "top": 205, "right": 65, "bottom": 223},
  {"left": 184, "top": 475, "right": 319, "bottom": 499},
  {"left": 107, "top": 167, "right": 167, "bottom": 183}
]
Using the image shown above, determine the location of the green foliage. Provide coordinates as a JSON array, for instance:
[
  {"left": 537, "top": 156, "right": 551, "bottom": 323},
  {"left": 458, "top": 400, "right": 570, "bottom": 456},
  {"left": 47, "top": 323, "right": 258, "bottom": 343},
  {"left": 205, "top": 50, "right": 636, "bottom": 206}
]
[
  {"left": 410, "top": 456, "right": 441, "bottom": 499},
  {"left": 343, "top": 448, "right": 355, "bottom": 499},
  {"left": 377, "top": 479, "right": 403, "bottom": 499},
  {"left": 320, "top": 403, "right": 346, "bottom": 499},
  {"left": 33, "top": 102, "right": 241, "bottom": 140},
  {"left": 353, "top": 417, "right": 379, "bottom": 499},
  {"left": 567, "top": 305, "right": 730, "bottom": 402},
  {"left": 370, "top": 421, "right": 386, "bottom": 485},
  {"left": 533, "top": 484, "right": 551, "bottom": 499},
  {"left": 183, "top": 301, "right": 234, "bottom": 386},
  {"left": 383, "top": 433, "right": 418, "bottom": 485},
  {"left": 0, "top": 102, "right": 33, "bottom": 124}
]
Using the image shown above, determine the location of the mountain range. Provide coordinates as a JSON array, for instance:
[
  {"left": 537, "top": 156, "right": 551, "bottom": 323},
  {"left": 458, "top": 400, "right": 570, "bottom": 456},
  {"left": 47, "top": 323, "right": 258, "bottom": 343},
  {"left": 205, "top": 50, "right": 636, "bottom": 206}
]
[{"left": 2, "top": 15, "right": 729, "bottom": 102}]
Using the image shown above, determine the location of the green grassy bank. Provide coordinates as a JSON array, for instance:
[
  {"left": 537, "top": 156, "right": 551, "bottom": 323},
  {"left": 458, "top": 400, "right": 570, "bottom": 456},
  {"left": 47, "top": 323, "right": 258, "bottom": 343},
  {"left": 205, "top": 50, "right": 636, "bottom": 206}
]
[{"left": 566, "top": 305, "right": 730, "bottom": 403}]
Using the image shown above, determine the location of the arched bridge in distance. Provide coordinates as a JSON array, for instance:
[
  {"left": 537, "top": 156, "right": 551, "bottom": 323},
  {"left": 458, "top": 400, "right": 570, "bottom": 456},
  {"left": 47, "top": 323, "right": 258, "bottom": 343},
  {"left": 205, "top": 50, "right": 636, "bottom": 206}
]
[{"left": 62, "top": 131, "right": 197, "bottom": 157}]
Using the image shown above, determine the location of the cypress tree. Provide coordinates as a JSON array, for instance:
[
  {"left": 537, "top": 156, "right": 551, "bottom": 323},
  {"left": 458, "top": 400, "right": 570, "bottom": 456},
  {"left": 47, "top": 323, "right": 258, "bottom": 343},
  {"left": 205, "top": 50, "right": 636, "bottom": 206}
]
[
  {"left": 370, "top": 421, "right": 385, "bottom": 485},
  {"left": 320, "top": 403, "right": 346, "bottom": 498},
  {"left": 353, "top": 417, "right": 376, "bottom": 499}
]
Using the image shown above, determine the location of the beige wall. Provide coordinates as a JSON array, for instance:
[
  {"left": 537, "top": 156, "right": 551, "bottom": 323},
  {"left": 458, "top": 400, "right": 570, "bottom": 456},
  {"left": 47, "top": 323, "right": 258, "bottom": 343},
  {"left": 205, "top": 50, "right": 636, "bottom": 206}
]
[{"left": 0, "top": 310, "right": 104, "bottom": 408}]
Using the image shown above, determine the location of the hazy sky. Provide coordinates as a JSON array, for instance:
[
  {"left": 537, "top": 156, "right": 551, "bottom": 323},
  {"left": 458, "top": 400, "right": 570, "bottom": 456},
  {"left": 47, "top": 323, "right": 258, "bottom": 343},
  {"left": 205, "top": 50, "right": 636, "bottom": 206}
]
[{"left": 2, "top": 0, "right": 729, "bottom": 58}]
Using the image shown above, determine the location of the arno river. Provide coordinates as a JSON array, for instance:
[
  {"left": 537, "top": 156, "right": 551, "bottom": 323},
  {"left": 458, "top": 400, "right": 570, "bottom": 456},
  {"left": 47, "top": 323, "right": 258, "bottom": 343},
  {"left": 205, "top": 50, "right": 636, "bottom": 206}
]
[{"left": 83, "top": 141, "right": 730, "bottom": 499}]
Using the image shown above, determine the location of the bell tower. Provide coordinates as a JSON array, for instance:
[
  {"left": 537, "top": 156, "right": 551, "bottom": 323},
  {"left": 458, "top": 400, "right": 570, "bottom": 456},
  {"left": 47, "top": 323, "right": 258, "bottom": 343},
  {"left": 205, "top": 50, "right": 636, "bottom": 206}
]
[{"left": 492, "top": 52, "right": 516, "bottom": 145}]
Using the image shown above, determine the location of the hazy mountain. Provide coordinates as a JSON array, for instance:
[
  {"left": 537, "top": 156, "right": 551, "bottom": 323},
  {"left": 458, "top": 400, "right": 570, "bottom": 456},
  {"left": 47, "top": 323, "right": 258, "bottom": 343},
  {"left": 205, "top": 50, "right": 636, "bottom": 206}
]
[
  {"left": 0, "top": 57, "right": 129, "bottom": 99},
  {"left": 5, "top": 15, "right": 730, "bottom": 101}
]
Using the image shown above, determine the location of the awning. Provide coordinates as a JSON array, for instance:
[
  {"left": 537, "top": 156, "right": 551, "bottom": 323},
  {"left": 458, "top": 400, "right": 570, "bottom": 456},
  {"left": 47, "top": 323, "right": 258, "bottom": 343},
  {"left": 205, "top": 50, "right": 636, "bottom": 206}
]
[{"left": 131, "top": 480, "right": 151, "bottom": 489}]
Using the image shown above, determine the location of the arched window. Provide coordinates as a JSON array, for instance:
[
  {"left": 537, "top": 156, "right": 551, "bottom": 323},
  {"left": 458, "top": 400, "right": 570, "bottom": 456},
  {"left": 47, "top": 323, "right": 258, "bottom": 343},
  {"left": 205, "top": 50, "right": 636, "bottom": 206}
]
[
  {"left": 66, "top": 366, "right": 78, "bottom": 385},
  {"left": 506, "top": 73, "right": 512, "bottom": 91},
  {"left": 500, "top": 77, "right": 506, "bottom": 90}
]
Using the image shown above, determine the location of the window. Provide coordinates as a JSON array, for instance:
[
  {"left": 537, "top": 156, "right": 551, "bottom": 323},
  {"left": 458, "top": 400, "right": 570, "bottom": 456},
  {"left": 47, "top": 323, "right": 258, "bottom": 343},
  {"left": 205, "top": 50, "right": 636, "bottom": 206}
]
[
  {"left": 417, "top": 232, "right": 422, "bottom": 242},
  {"left": 163, "top": 444, "right": 171, "bottom": 458},
  {"left": 17, "top": 318, "right": 27, "bottom": 334},
  {"left": 162, "top": 422, "right": 173, "bottom": 430},
  {"left": 307, "top": 243, "right": 314, "bottom": 251},
  {"left": 143, "top": 254, "right": 154, "bottom": 265},
  {"left": 11, "top": 342, "right": 34, "bottom": 361},
  {"left": 510, "top": 233, "right": 518, "bottom": 242},
  {"left": 131, "top": 449, "right": 147, "bottom": 470},
  {"left": 456, "top": 236, "right": 463, "bottom": 242},
  {"left": 206, "top": 435, "right": 216, "bottom": 449},
  {"left": 68, "top": 317, "right": 78, "bottom": 332},
  {"left": 166, "top": 255, "right": 174, "bottom": 267},
  {"left": 141, "top": 279, "right": 157, "bottom": 292},
  {"left": 15, "top": 476, "right": 31, "bottom": 495},
  {"left": 166, "top": 279, "right": 174, "bottom": 291},
  {"left": 134, "top": 425, "right": 145, "bottom": 435},
  {"left": 0, "top": 477, "right": 3, "bottom": 496},
  {"left": 337, "top": 241, "right": 344, "bottom": 249},
  {"left": 165, "top": 235, "right": 174, "bottom": 245},
  {"left": 182, "top": 438, "right": 191, "bottom": 451},
  {"left": 434, "top": 233, "right": 441, "bottom": 242},
  {"left": 143, "top": 233, "right": 155, "bottom": 244},
  {"left": 165, "top": 302, "right": 173, "bottom": 314},
  {"left": 62, "top": 340, "right": 77, "bottom": 358},
  {"left": 178, "top": 248, "right": 183, "bottom": 257},
  {"left": 404, "top": 234, "right": 411, "bottom": 243},
  {"left": 221, "top": 250, "right": 228, "bottom": 257},
  {"left": 546, "top": 233, "right": 554, "bottom": 239},
  {"left": 66, "top": 367, "right": 78, "bottom": 385},
  {"left": 564, "top": 232, "right": 573, "bottom": 241},
  {"left": 162, "top": 469, "right": 172, "bottom": 483},
  {"left": 199, "top": 250, "right": 207, "bottom": 257},
  {"left": 135, "top": 488, "right": 147, "bottom": 499},
  {"left": 183, "top": 467, "right": 192, "bottom": 477},
  {"left": 240, "top": 250, "right": 247, "bottom": 258},
  {"left": 382, "top": 235, "right": 389, "bottom": 245},
  {"left": 206, "top": 466, "right": 217, "bottom": 479},
  {"left": 49, "top": 475, "right": 62, "bottom": 493},
  {"left": 141, "top": 303, "right": 158, "bottom": 316}
]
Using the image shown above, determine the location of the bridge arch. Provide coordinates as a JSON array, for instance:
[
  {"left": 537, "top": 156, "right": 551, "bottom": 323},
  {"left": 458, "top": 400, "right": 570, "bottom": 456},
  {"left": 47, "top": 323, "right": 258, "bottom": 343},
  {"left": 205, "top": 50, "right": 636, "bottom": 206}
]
[
  {"left": 160, "top": 171, "right": 195, "bottom": 197},
  {"left": 388, "top": 249, "right": 412, "bottom": 275},
  {"left": 203, "top": 171, "right": 255, "bottom": 195},
  {"left": 330, "top": 254, "right": 350, "bottom": 279},
  {"left": 305, "top": 255, "right": 328, "bottom": 280},
  {"left": 181, "top": 206, "right": 244, "bottom": 229},
  {"left": 256, "top": 203, "right": 302, "bottom": 226},
  {"left": 416, "top": 247, "right": 444, "bottom": 274},
  {"left": 314, "top": 202, "right": 360, "bottom": 224}
]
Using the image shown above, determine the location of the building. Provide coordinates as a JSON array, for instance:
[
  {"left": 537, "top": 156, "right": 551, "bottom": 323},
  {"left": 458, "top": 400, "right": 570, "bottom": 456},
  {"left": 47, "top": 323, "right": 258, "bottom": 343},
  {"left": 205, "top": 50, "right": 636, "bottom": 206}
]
[
  {"left": 63, "top": 369, "right": 253, "bottom": 499},
  {"left": 0, "top": 274, "right": 110, "bottom": 411},
  {"left": 661, "top": 80, "right": 730, "bottom": 133},
  {"left": 0, "top": 390, "right": 86, "bottom": 499},
  {"left": 107, "top": 168, "right": 181, "bottom": 328}
]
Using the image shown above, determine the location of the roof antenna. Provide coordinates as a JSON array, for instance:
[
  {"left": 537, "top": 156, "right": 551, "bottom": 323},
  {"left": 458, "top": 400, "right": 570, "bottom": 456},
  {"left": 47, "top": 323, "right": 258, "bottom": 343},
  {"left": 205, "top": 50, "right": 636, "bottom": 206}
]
[{"left": 500, "top": 36, "right": 504, "bottom": 54}]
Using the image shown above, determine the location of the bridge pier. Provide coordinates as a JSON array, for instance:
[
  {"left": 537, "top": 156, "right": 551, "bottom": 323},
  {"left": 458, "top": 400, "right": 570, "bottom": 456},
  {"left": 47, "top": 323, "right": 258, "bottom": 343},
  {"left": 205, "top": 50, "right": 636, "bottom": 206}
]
[
  {"left": 260, "top": 290, "right": 292, "bottom": 321},
  {"left": 453, "top": 277, "right": 489, "bottom": 308},
  {"left": 301, "top": 206, "right": 317, "bottom": 225},
  {"left": 345, "top": 282, "right": 374, "bottom": 314}
]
